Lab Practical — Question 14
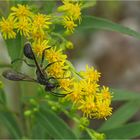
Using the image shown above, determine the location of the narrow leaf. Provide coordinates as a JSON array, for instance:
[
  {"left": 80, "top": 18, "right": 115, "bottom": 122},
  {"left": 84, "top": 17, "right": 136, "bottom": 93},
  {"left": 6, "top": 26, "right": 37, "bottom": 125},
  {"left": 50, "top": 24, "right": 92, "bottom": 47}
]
[
  {"left": 112, "top": 89, "right": 140, "bottom": 101},
  {"left": 5, "top": 34, "right": 22, "bottom": 61},
  {"left": 103, "top": 121, "right": 140, "bottom": 139},
  {"left": 0, "top": 89, "right": 6, "bottom": 105},
  {"left": 44, "top": 1, "right": 56, "bottom": 14},
  {"left": 35, "top": 107, "right": 77, "bottom": 139},
  {"left": 4, "top": 34, "right": 24, "bottom": 70},
  {"left": 77, "top": 16, "right": 140, "bottom": 39},
  {"left": 0, "top": 111, "right": 22, "bottom": 138},
  {"left": 81, "top": 1, "right": 96, "bottom": 9},
  {"left": 99, "top": 100, "right": 140, "bottom": 131},
  {"left": 31, "top": 123, "right": 50, "bottom": 139}
]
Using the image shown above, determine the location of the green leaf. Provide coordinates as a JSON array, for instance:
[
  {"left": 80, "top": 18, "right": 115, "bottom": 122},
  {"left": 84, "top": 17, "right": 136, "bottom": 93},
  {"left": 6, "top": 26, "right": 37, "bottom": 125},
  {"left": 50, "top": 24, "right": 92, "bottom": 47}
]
[
  {"left": 99, "top": 100, "right": 140, "bottom": 131},
  {"left": 0, "top": 111, "right": 22, "bottom": 138},
  {"left": 4, "top": 34, "right": 23, "bottom": 70},
  {"left": 43, "top": 1, "right": 56, "bottom": 14},
  {"left": 0, "top": 89, "right": 6, "bottom": 105},
  {"left": 112, "top": 89, "right": 140, "bottom": 101},
  {"left": 5, "top": 34, "right": 22, "bottom": 61},
  {"left": 35, "top": 107, "right": 77, "bottom": 139},
  {"left": 103, "top": 121, "right": 140, "bottom": 139},
  {"left": 81, "top": 1, "right": 96, "bottom": 9},
  {"left": 77, "top": 16, "right": 140, "bottom": 39},
  {"left": 31, "top": 123, "right": 50, "bottom": 139}
]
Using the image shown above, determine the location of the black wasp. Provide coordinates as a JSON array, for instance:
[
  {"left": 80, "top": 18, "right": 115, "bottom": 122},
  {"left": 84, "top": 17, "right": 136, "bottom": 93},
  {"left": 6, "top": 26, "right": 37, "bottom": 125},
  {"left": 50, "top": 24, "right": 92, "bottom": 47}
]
[{"left": 2, "top": 42, "right": 68, "bottom": 97}]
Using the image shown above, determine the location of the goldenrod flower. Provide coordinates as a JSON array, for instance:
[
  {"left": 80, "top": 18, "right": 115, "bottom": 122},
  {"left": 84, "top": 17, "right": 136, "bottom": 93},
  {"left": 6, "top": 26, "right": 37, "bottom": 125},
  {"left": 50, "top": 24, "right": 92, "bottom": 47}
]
[
  {"left": 58, "top": 1, "right": 81, "bottom": 21},
  {"left": 59, "top": 78, "right": 74, "bottom": 91},
  {"left": 16, "top": 18, "right": 31, "bottom": 37},
  {"left": 63, "top": 16, "right": 77, "bottom": 33},
  {"left": 46, "top": 47, "right": 67, "bottom": 63},
  {"left": 100, "top": 86, "right": 113, "bottom": 101},
  {"left": 95, "top": 86, "right": 112, "bottom": 107},
  {"left": 95, "top": 101, "right": 112, "bottom": 119},
  {"left": 31, "top": 28, "right": 45, "bottom": 41},
  {"left": 66, "top": 82, "right": 83, "bottom": 105},
  {"left": 32, "top": 40, "right": 50, "bottom": 57},
  {"left": 47, "top": 62, "right": 68, "bottom": 78},
  {"left": 80, "top": 80, "right": 99, "bottom": 95},
  {"left": 71, "top": 2, "right": 81, "bottom": 21},
  {"left": 78, "top": 96, "right": 96, "bottom": 118},
  {"left": 10, "top": 4, "right": 32, "bottom": 20},
  {"left": 65, "top": 70, "right": 112, "bottom": 119},
  {"left": 0, "top": 16, "right": 16, "bottom": 39},
  {"left": 80, "top": 65, "right": 101, "bottom": 82},
  {"left": 32, "top": 13, "right": 52, "bottom": 30}
]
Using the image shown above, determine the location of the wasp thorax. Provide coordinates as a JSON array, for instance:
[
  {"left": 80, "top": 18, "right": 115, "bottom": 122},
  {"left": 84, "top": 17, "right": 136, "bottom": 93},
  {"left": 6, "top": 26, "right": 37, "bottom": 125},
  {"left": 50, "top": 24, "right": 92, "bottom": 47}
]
[{"left": 45, "top": 83, "right": 55, "bottom": 91}]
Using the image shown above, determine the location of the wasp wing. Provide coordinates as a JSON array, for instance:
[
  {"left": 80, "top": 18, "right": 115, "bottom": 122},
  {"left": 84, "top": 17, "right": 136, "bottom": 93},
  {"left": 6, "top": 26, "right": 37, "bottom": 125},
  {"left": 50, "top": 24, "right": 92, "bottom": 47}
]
[{"left": 2, "top": 70, "right": 37, "bottom": 82}]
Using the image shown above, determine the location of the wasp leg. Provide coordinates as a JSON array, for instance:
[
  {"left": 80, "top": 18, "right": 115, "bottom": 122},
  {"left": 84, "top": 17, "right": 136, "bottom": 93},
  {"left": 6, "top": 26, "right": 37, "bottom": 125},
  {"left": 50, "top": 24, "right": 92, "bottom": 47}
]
[
  {"left": 40, "top": 47, "right": 52, "bottom": 67},
  {"left": 50, "top": 91, "right": 71, "bottom": 97},
  {"left": 47, "top": 76, "right": 69, "bottom": 81},
  {"left": 43, "top": 61, "right": 62, "bottom": 71},
  {"left": 11, "top": 58, "right": 35, "bottom": 67}
]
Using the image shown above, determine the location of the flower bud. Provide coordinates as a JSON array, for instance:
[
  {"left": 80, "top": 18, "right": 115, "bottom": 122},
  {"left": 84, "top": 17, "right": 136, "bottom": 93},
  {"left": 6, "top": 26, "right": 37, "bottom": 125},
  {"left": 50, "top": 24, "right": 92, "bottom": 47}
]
[
  {"left": 79, "top": 117, "right": 89, "bottom": 130},
  {"left": 24, "top": 110, "right": 32, "bottom": 116},
  {"left": 33, "top": 107, "right": 39, "bottom": 112},
  {"left": 29, "top": 99, "right": 37, "bottom": 105},
  {"left": 66, "top": 41, "right": 74, "bottom": 49}
]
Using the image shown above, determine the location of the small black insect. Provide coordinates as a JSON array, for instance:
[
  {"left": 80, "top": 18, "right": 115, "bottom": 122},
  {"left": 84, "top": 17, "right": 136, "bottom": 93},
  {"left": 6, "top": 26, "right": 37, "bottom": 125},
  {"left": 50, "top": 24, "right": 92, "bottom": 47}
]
[{"left": 2, "top": 42, "right": 68, "bottom": 97}]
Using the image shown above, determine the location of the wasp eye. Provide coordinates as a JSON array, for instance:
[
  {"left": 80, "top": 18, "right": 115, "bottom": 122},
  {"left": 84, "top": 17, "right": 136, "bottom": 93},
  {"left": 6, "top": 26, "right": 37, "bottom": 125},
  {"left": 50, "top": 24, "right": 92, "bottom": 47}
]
[{"left": 24, "top": 43, "right": 34, "bottom": 59}]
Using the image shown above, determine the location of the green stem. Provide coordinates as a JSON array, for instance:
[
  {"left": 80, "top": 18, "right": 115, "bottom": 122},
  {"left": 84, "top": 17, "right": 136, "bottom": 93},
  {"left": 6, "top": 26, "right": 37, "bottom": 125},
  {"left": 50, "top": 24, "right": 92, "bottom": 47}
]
[
  {"left": 85, "top": 128, "right": 105, "bottom": 140},
  {"left": 47, "top": 100, "right": 80, "bottom": 123},
  {"left": 19, "top": 37, "right": 29, "bottom": 137}
]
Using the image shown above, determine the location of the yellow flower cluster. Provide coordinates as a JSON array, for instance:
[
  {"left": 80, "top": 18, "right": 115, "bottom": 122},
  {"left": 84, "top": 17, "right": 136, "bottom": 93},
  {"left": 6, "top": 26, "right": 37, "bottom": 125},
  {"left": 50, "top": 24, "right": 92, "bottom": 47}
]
[
  {"left": 0, "top": 2, "right": 112, "bottom": 120},
  {"left": 58, "top": 0, "right": 82, "bottom": 33},
  {"left": 0, "top": 3, "right": 74, "bottom": 79},
  {"left": 65, "top": 65, "right": 112, "bottom": 119},
  {"left": 43, "top": 46, "right": 68, "bottom": 79},
  {"left": 0, "top": 17, "right": 16, "bottom": 39},
  {"left": 0, "top": 1, "right": 81, "bottom": 40},
  {"left": 0, "top": 4, "right": 51, "bottom": 40}
]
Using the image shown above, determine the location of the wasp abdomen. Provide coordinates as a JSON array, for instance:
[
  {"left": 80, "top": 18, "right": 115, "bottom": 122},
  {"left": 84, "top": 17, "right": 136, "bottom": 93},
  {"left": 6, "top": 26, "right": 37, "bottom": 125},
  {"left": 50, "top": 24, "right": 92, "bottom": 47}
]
[{"left": 24, "top": 43, "right": 34, "bottom": 59}]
